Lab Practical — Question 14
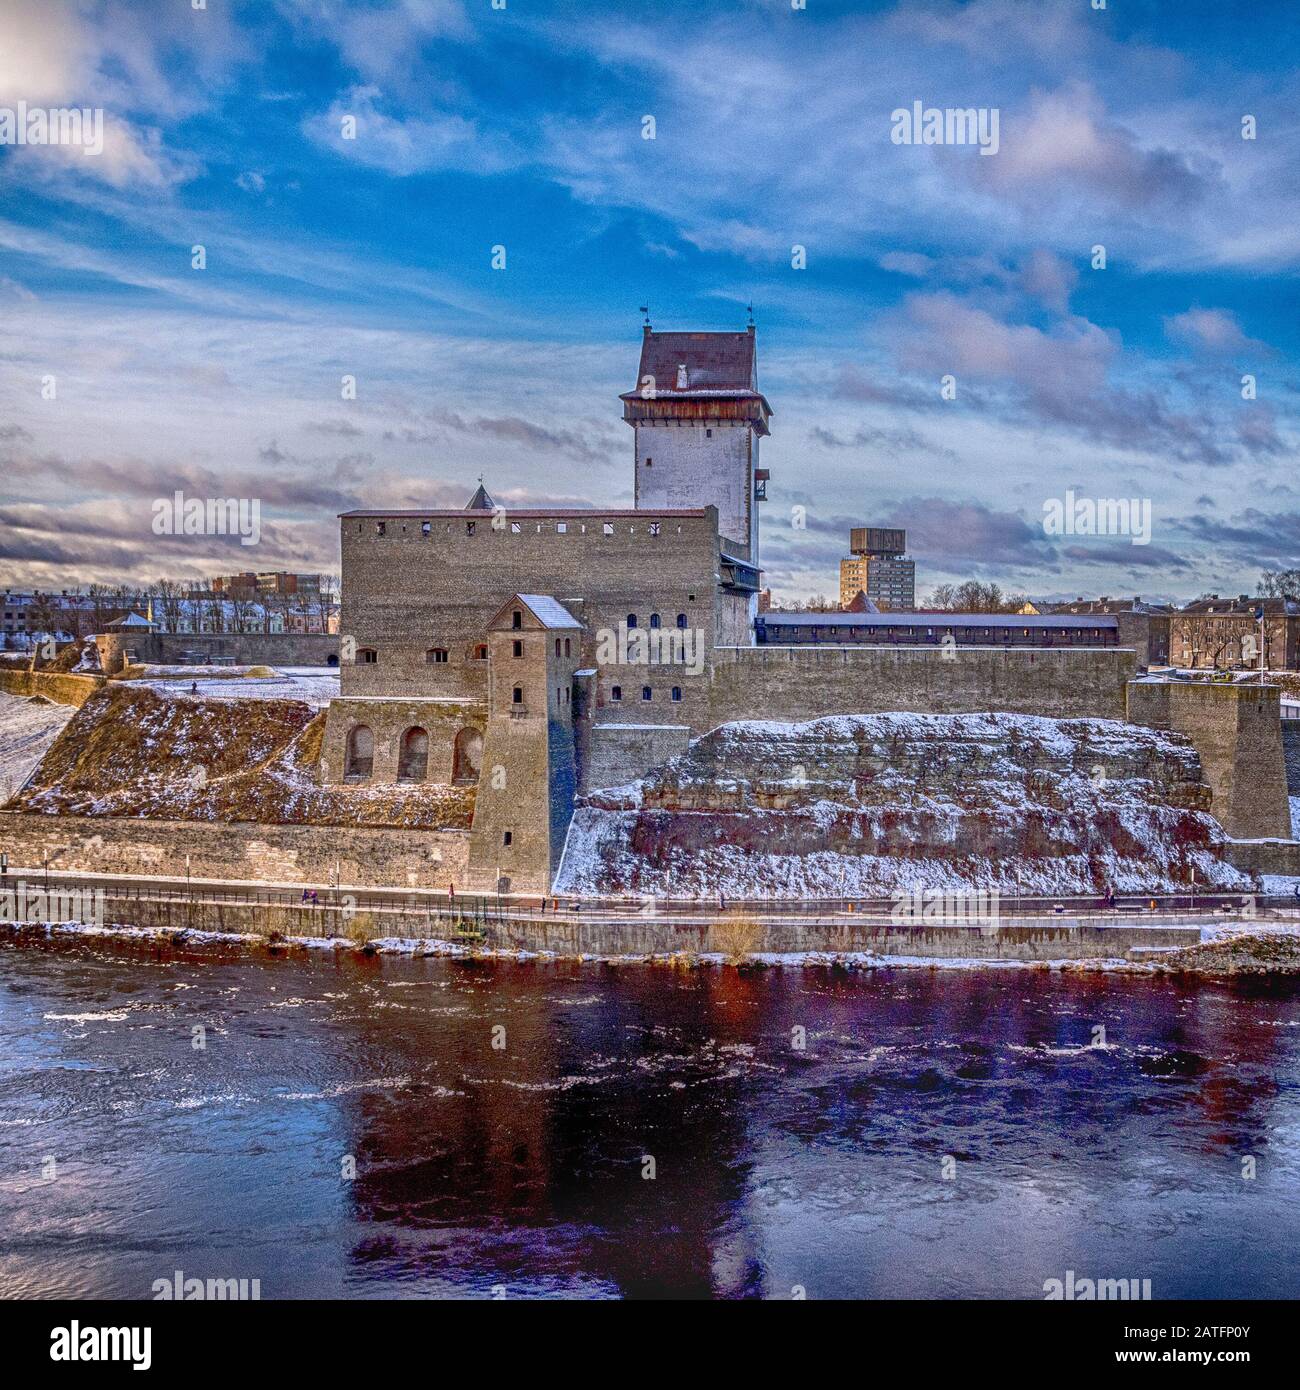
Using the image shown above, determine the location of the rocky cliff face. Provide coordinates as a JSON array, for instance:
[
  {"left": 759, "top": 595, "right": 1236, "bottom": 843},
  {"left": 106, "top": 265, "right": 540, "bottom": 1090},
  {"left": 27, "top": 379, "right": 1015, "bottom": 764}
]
[{"left": 556, "top": 713, "right": 1249, "bottom": 896}]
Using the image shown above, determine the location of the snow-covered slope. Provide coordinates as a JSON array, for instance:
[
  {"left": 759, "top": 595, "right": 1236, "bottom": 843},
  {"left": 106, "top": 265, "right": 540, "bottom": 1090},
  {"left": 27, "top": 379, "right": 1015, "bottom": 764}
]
[
  {"left": 556, "top": 712, "right": 1249, "bottom": 897},
  {"left": 0, "top": 694, "right": 76, "bottom": 804}
]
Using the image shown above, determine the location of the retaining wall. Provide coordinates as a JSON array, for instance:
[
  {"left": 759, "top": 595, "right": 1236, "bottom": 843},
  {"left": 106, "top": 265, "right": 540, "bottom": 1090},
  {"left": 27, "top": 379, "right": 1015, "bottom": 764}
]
[
  {"left": 0, "top": 670, "right": 105, "bottom": 707},
  {"left": 0, "top": 812, "right": 469, "bottom": 889}
]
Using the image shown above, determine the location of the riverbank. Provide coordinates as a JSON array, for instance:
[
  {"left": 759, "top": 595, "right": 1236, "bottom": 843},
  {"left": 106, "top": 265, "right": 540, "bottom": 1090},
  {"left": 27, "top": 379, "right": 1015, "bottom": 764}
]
[{"left": 6, "top": 917, "right": 1300, "bottom": 976}]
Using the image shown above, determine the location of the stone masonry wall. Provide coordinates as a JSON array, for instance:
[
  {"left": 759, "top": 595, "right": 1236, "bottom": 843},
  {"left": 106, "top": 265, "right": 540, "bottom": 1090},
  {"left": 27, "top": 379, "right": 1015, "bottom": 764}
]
[
  {"left": 1126, "top": 681, "right": 1291, "bottom": 840},
  {"left": 582, "top": 723, "right": 692, "bottom": 792},
  {"left": 320, "top": 696, "right": 485, "bottom": 786},
  {"left": 0, "top": 670, "right": 105, "bottom": 707},
  {"left": 1283, "top": 722, "right": 1300, "bottom": 796},
  {"left": 697, "top": 646, "right": 1135, "bottom": 726},
  {"left": 0, "top": 811, "right": 469, "bottom": 889},
  {"left": 339, "top": 508, "right": 726, "bottom": 705}
]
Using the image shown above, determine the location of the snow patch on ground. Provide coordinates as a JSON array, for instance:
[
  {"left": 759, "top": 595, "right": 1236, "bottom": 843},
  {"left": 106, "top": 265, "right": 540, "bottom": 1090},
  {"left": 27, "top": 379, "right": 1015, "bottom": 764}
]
[
  {"left": 0, "top": 693, "right": 76, "bottom": 802},
  {"left": 140, "top": 668, "right": 339, "bottom": 708}
]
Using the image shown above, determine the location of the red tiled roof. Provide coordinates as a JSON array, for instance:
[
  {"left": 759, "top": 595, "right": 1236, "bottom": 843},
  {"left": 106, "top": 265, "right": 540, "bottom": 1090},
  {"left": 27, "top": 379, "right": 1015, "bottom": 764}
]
[{"left": 622, "top": 329, "right": 768, "bottom": 406}]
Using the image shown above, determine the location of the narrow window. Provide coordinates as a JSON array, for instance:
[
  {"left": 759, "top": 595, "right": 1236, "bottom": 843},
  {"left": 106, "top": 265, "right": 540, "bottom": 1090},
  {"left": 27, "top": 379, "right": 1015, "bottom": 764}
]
[
  {"left": 513, "top": 639, "right": 523, "bottom": 658},
  {"left": 611, "top": 685, "right": 622, "bottom": 702},
  {"left": 375, "top": 521, "right": 386, "bottom": 536},
  {"left": 626, "top": 614, "right": 637, "bottom": 629},
  {"left": 421, "top": 521, "right": 431, "bottom": 536},
  {"left": 671, "top": 687, "right": 682, "bottom": 702},
  {"left": 564, "top": 638, "right": 571, "bottom": 657},
  {"left": 512, "top": 610, "right": 522, "bottom": 629},
  {"left": 555, "top": 638, "right": 561, "bottom": 657},
  {"left": 645, "top": 456, "right": 652, "bottom": 467},
  {"left": 649, "top": 522, "right": 661, "bottom": 536},
  {"left": 642, "top": 686, "right": 652, "bottom": 702},
  {"left": 649, "top": 613, "right": 661, "bottom": 629},
  {"left": 512, "top": 686, "right": 523, "bottom": 704},
  {"left": 503, "top": 830, "right": 513, "bottom": 847},
  {"left": 466, "top": 521, "right": 476, "bottom": 535},
  {"left": 676, "top": 613, "right": 688, "bottom": 629}
]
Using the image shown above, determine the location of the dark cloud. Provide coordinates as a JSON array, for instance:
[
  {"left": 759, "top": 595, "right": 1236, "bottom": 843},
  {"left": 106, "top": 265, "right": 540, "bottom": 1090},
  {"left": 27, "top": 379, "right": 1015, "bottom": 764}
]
[
  {"left": 1060, "top": 542, "right": 1192, "bottom": 572},
  {"left": 808, "top": 424, "right": 955, "bottom": 461},
  {"left": 384, "top": 411, "right": 621, "bottom": 465}
]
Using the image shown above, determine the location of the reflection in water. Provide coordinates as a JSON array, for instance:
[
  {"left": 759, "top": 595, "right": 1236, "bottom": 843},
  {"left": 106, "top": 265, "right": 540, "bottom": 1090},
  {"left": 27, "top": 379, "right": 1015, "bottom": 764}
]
[{"left": 1, "top": 935, "right": 1298, "bottom": 1300}]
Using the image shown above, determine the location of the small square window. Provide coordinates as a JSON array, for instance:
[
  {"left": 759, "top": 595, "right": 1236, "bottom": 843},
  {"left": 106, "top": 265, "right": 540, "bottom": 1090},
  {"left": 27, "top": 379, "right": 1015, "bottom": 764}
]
[
  {"left": 466, "top": 521, "right": 476, "bottom": 535},
  {"left": 557, "top": 522, "right": 567, "bottom": 534},
  {"left": 649, "top": 522, "right": 661, "bottom": 536},
  {"left": 602, "top": 523, "right": 614, "bottom": 536},
  {"left": 510, "top": 522, "right": 520, "bottom": 534}
]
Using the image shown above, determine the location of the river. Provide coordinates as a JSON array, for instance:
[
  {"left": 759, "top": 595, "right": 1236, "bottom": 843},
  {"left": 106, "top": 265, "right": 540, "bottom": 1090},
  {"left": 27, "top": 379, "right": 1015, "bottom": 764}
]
[{"left": 2, "top": 933, "right": 1299, "bottom": 1299}]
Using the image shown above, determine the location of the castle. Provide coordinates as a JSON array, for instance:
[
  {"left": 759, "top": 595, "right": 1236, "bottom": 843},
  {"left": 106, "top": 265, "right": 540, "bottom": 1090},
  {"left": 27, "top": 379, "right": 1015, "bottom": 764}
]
[{"left": 322, "top": 324, "right": 1290, "bottom": 893}]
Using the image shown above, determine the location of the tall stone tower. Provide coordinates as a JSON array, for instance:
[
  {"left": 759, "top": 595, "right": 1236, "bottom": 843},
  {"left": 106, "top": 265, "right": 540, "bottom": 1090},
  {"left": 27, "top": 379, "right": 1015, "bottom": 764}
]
[{"left": 621, "top": 324, "right": 772, "bottom": 564}]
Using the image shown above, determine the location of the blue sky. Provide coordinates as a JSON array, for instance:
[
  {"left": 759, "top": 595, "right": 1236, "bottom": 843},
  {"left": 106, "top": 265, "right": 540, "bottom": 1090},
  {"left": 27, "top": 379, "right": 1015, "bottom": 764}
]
[{"left": 1, "top": 0, "right": 1297, "bottom": 602}]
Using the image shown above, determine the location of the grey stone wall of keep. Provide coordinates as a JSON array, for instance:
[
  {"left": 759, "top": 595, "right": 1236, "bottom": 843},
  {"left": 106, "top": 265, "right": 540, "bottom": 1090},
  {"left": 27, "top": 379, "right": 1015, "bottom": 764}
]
[
  {"left": 581, "top": 723, "right": 692, "bottom": 793},
  {"left": 1282, "top": 723, "right": 1300, "bottom": 796},
  {"left": 339, "top": 508, "right": 727, "bottom": 702}
]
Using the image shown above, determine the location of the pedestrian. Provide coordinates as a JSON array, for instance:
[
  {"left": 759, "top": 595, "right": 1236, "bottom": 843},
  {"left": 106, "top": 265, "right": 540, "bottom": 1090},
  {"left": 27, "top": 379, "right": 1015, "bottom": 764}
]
[{"left": 190, "top": 681, "right": 198, "bottom": 695}]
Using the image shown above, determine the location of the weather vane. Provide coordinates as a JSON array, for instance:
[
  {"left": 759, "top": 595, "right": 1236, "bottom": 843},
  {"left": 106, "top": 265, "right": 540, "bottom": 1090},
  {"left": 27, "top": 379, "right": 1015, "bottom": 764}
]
[
  {"left": 639, "top": 305, "right": 650, "bottom": 325},
  {"left": 746, "top": 302, "right": 754, "bottom": 327}
]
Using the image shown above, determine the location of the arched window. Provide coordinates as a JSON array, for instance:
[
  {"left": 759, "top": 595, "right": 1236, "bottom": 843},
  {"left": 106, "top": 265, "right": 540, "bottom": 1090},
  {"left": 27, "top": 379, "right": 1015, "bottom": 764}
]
[
  {"left": 610, "top": 685, "right": 622, "bottom": 702},
  {"left": 555, "top": 638, "right": 561, "bottom": 657},
  {"left": 676, "top": 613, "right": 688, "bottom": 629},
  {"left": 345, "top": 725, "right": 374, "bottom": 780},
  {"left": 326, "top": 652, "right": 340, "bottom": 667},
  {"left": 452, "top": 727, "right": 482, "bottom": 784},
  {"left": 649, "top": 613, "right": 661, "bottom": 629},
  {"left": 563, "top": 638, "right": 571, "bottom": 657},
  {"left": 397, "top": 726, "right": 429, "bottom": 781},
  {"left": 626, "top": 614, "right": 638, "bottom": 629},
  {"left": 426, "top": 647, "right": 448, "bottom": 664},
  {"left": 671, "top": 687, "right": 682, "bottom": 702}
]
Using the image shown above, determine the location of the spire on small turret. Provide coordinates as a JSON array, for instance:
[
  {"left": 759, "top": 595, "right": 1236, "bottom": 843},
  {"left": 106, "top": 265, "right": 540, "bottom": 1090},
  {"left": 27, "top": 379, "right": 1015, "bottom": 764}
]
[{"left": 465, "top": 476, "right": 495, "bottom": 511}]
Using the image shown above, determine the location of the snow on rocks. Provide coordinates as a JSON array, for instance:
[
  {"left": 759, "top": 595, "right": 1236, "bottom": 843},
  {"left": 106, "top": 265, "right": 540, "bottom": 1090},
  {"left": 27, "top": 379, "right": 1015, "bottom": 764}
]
[{"left": 558, "top": 711, "right": 1249, "bottom": 897}]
